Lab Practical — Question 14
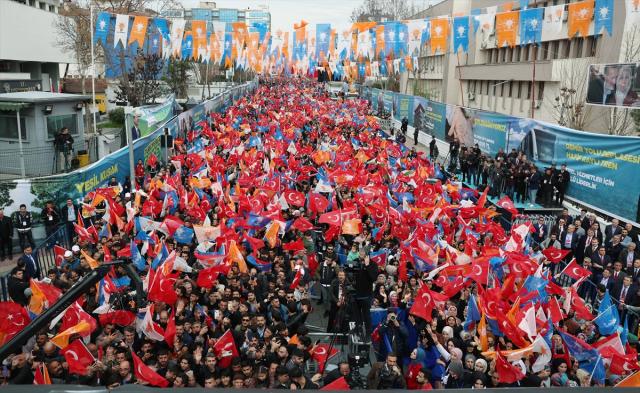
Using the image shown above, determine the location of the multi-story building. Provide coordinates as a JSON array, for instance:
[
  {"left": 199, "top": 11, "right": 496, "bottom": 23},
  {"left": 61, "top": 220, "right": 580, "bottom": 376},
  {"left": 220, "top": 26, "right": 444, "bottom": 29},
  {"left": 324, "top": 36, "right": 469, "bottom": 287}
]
[
  {"left": 161, "top": 1, "right": 271, "bottom": 34},
  {"left": 0, "top": 0, "right": 67, "bottom": 93},
  {"left": 403, "top": 0, "right": 633, "bottom": 134}
]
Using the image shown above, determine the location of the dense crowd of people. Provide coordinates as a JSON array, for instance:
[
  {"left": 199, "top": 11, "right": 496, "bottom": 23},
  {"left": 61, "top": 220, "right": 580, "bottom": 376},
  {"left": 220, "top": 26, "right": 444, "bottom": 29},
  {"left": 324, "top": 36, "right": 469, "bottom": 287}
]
[{"left": 1, "top": 77, "right": 639, "bottom": 389}]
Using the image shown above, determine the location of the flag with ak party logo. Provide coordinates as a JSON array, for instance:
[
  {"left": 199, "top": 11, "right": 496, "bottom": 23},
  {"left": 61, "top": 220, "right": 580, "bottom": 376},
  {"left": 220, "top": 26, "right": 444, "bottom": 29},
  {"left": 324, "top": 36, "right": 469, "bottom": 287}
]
[
  {"left": 453, "top": 16, "right": 470, "bottom": 53},
  {"left": 519, "top": 8, "right": 543, "bottom": 45},
  {"left": 495, "top": 11, "right": 519, "bottom": 48},
  {"left": 567, "top": 0, "right": 594, "bottom": 38}
]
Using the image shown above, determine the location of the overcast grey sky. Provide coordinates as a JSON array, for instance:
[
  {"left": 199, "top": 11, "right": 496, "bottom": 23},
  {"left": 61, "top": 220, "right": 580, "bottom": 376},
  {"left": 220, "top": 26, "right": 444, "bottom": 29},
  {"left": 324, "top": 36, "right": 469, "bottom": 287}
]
[{"left": 176, "top": 0, "right": 361, "bottom": 32}]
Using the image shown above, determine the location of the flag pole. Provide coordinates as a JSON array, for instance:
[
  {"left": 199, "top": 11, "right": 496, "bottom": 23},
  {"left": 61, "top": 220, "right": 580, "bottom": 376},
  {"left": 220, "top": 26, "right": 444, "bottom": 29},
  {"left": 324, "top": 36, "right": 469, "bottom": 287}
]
[
  {"left": 90, "top": 3, "right": 98, "bottom": 134},
  {"left": 587, "top": 355, "right": 600, "bottom": 386}
]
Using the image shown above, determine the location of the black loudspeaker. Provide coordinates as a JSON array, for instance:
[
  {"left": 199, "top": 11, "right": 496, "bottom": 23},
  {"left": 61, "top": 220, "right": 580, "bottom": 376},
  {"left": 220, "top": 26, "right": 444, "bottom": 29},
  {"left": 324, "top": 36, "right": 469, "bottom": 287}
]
[{"left": 160, "top": 132, "right": 173, "bottom": 148}]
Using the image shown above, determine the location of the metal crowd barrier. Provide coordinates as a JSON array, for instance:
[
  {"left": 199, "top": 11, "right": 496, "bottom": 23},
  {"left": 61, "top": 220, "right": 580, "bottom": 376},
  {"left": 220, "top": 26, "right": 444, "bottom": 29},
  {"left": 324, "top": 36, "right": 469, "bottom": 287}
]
[{"left": 0, "top": 225, "right": 70, "bottom": 302}]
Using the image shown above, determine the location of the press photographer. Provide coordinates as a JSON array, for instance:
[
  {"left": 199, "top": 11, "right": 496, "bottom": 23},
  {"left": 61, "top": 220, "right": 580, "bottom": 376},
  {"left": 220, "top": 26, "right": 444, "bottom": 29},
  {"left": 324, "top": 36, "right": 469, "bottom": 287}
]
[{"left": 367, "top": 353, "right": 406, "bottom": 389}]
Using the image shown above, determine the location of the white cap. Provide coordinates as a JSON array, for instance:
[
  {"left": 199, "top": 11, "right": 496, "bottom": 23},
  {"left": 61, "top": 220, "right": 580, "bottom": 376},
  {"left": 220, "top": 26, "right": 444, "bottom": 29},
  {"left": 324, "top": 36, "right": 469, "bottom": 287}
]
[
  {"left": 125, "top": 193, "right": 131, "bottom": 198},
  {"left": 64, "top": 250, "right": 73, "bottom": 258},
  {"left": 72, "top": 245, "right": 80, "bottom": 252}
]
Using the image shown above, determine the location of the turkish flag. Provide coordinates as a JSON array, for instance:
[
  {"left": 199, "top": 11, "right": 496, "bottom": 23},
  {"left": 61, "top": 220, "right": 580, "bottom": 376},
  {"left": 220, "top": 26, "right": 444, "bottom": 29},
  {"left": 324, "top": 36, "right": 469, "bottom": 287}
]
[
  {"left": 567, "top": 287, "right": 594, "bottom": 321},
  {"left": 244, "top": 234, "right": 265, "bottom": 251},
  {"left": 562, "top": 259, "right": 592, "bottom": 280},
  {"left": 54, "top": 245, "right": 67, "bottom": 267},
  {"left": 495, "top": 352, "right": 525, "bottom": 383},
  {"left": 319, "top": 210, "right": 342, "bottom": 226},
  {"left": 289, "top": 267, "right": 305, "bottom": 290},
  {"left": 283, "top": 238, "right": 305, "bottom": 252},
  {"left": 98, "top": 310, "right": 136, "bottom": 327},
  {"left": 469, "top": 257, "right": 490, "bottom": 286},
  {"left": 213, "top": 330, "right": 239, "bottom": 368},
  {"left": 147, "top": 268, "right": 178, "bottom": 305},
  {"left": 321, "top": 376, "right": 350, "bottom": 390},
  {"left": 409, "top": 286, "right": 448, "bottom": 322},
  {"left": 196, "top": 266, "right": 221, "bottom": 289},
  {"left": 164, "top": 308, "right": 176, "bottom": 346},
  {"left": 116, "top": 246, "right": 132, "bottom": 258},
  {"left": 496, "top": 196, "right": 519, "bottom": 216},
  {"left": 61, "top": 340, "right": 95, "bottom": 375},
  {"left": 283, "top": 189, "right": 306, "bottom": 207},
  {"left": 0, "top": 301, "right": 30, "bottom": 344},
  {"left": 542, "top": 248, "right": 571, "bottom": 263},
  {"left": 610, "top": 353, "right": 640, "bottom": 375},
  {"left": 311, "top": 343, "right": 339, "bottom": 374},
  {"left": 291, "top": 217, "right": 314, "bottom": 232},
  {"left": 548, "top": 297, "right": 565, "bottom": 324},
  {"left": 131, "top": 351, "right": 169, "bottom": 387}
]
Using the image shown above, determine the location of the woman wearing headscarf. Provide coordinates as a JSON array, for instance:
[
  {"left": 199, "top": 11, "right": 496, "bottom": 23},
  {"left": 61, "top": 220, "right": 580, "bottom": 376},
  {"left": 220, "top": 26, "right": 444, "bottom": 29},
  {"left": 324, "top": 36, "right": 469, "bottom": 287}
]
[{"left": 405, "top": 347, "right": 427, "bottom": 389}]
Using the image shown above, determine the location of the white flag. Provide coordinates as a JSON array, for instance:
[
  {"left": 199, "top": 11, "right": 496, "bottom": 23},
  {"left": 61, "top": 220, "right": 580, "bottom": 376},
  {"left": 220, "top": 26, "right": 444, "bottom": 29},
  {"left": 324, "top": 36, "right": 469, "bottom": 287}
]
[
  {"left": 357, "top": 29, "right": 372, "bottom": 59},
  {"left": 337, "top": 28, "right": 352, "bottom": 59},
  {"left": 517, "top": 303, "right": 537, "bottom": 341},
  {"left": 405, "top": 19, "right": 426, "bottom": 56},
  {"left": 627, "top": 0, "right": 640, "bottom": 27},
  {"left": 542, "top": 5, "right": 564, "bottom": 41},
  {"left": 170, "top": 19, "right": 186, "bottom": 57},
  {"left": 531, "top": 335, "right": 552, "bottom": 373},
  {"left": 114, "top": 14, "right": 130, "bottom": 48}
]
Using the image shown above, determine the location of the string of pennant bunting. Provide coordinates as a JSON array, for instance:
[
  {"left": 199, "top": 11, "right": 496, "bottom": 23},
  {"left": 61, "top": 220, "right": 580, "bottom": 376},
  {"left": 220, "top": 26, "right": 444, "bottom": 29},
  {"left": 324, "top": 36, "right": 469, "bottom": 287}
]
[{"left": 94, "top": 0, "right": 620, "bottom": 77}]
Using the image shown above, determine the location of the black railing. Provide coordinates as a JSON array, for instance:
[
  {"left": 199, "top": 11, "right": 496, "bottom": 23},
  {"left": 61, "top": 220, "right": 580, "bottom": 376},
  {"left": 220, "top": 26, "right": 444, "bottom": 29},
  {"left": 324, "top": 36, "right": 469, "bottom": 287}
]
[{"left": 0, "top": 225, "right": 70, "bottom": 302}]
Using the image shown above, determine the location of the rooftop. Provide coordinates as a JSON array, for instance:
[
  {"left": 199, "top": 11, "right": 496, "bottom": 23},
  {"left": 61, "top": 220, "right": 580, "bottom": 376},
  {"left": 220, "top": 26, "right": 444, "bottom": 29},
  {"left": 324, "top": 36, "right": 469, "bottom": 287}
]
[{"left": 0, "top": 91, "right": 91, "bottom": 103}]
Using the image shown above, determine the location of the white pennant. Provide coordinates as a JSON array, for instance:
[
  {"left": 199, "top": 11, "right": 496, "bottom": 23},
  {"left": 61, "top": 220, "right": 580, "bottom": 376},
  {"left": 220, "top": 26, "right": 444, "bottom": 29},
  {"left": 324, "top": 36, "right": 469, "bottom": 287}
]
[{"left": 114, "top": 14, "right": 130, "bottom": 49}]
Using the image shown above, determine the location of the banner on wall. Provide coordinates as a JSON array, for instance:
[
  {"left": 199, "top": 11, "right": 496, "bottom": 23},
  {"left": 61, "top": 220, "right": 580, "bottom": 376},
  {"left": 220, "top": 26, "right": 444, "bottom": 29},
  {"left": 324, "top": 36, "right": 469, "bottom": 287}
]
[
  {"left": 393, "top": 93, "right": 414, "bottom": 124},
  {"left": 383, "top": 91, "right": 395, "bottom": 114},
  {"left": 585, "top": 63, "right": 640, "bottom": 108},
  {"left": 412, "top": 96, "right": 446, "bottom": 140},
  {"left": 508, "top": 120, "right": 640, "bottom": 223},
  {"left": 126, "top": 95, "right": 177, "bottom": 137}
]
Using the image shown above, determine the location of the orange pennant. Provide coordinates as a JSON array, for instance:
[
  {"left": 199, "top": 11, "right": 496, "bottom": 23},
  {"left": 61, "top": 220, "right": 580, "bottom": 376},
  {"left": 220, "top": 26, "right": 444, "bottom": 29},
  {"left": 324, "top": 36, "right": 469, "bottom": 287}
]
[
  {"left": 228, "top": 241, "right": 248, "bottom": 273},
  {"left": 128, "top": 16, "right": 149, "bottom": 46},
  {"left": 265, "top": 221, "right": 280, "bottom": 248},
  {"left": 51, "top": 320, "right": 91, "bottom": 349},
  {"left": 567, "top": 0, "right": 594, "bottom": 38},
  {"left": 495, "top": 11, "right": 519, "bottom": 48},
  {"left": 430, "top": 18, "right": 449, "bottom": 54},
  {"left": 191, "top": 20, "right": 207, "bottom": 60},
  {"left": 81, "top": 249, "right": 100, "bottom": 270},
  {"left": 375, "top": 24, "right": 385, "bottom": 58}
]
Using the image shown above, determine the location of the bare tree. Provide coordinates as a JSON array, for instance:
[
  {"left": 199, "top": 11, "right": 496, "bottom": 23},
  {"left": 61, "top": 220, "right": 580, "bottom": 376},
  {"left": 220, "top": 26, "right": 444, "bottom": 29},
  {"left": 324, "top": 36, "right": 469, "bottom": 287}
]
[
  {"left": 114, "top": 50, "right": 163, "bottom": 107},
  {"left": 351, "top": 0, "right": 425, "bottom": 23},
  {"left": 56, "top": 4, "right": 93, "bottom": 131},
  {"left": 605, "top": 25, "right": 640, "bottom": 135},
  {"left": 546, "top": 58, "right": 591, "bottom": 130}
]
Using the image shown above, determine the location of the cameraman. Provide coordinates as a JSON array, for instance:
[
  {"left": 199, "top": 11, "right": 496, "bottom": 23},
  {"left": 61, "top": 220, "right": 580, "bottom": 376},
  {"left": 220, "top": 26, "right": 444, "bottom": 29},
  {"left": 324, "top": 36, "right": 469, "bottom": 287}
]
[
  {"left": 352, "top": 251, "right": 378, "bottom": 336},
  {"left": 367, "top": 353, "right": 406, "bottom": 389},
  {"left": 377, "top": 309, "right": 409, "bottom": 361},
  {"left": 328, "top": 269, "right": 349, "bottom": 333},
  {"left": 54, "top": 127, "right": 74, "bottom": 172}
]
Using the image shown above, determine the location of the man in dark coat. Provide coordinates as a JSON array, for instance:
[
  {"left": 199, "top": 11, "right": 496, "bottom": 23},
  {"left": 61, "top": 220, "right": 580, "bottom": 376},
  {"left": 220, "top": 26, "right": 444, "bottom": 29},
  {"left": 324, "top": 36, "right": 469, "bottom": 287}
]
[{"left": 0, "top": 208, "right": 13, "bottom": 261}]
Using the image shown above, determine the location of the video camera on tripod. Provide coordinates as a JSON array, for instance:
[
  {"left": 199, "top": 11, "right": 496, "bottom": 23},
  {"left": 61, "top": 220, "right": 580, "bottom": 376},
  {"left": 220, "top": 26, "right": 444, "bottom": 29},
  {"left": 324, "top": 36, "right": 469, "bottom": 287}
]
[{"left": 347, "top": 353, "right": 368, "bottom": 389}]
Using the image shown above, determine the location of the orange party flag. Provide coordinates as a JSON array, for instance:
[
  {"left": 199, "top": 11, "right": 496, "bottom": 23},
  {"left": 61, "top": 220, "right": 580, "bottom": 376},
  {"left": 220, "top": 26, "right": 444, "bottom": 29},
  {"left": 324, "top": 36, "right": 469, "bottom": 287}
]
[
  {"left": 80, "top": 249, "right": 100, "bottom": 270},
  {"left": 128, "top": 16, "right": 149, "bottom": 46},
  {"left": 478, "top": 312, "right": 488, "bottom": 352},
  {"left": 51, "top": 320, "right": 91, "bottom": 349},
  {"left": 430, "top": 18, "right": 449, "bottom": 54},
  {"left": 616, "top": 370, "right": 640, "bottom": 387},
  {"left": 567, "top": 0, "right": 594, "bottom": 38},
  {"left": 264, "top": 221, "right": 280, "bottom": 248},
  {"left": 496, "top": 11, "right": 519, "bottom": 48},
  {"left": 228, "top": 241, "right": 248, "bottom": 273},
  {"left": 191, "top": 20, "right": 207, "bottom": 60},
  {"left": 28, "top": 279, "right": 47, "bottom": 315}
]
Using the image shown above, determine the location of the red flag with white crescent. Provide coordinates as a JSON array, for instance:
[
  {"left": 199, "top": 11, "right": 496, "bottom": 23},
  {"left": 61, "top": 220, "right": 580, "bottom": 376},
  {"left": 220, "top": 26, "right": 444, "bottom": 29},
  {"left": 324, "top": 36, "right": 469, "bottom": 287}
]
[
  {"left": 542, "top": 248, "right": 571, "bottom": 263},
  {"left": 311, "top": 343, "right": 339, "bottom": 374},
  {"left": 61, "top": 340, "right": 95, "bottom": 376},
  {"left": 131, "top": 351, "right": 169, "bottom": 387},
  {"left": 212, "top": 329, "right": 239, "bottom": 368}
]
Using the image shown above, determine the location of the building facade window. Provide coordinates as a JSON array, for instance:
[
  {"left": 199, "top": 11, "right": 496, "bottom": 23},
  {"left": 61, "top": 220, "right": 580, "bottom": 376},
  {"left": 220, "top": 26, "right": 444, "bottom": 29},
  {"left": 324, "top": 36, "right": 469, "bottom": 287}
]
[
  {"left": 46, "top": 114, "right": 78, "bottom": 140},
  {"left": 0, "top": 111, "right": 27, "bottom": 140}
]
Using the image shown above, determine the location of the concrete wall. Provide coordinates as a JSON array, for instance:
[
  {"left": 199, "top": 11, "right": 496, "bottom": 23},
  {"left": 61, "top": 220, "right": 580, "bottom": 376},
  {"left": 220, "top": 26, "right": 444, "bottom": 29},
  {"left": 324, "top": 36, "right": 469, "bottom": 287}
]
[{"left": 0, "top": 0, "right": 69, "bottom": 63}]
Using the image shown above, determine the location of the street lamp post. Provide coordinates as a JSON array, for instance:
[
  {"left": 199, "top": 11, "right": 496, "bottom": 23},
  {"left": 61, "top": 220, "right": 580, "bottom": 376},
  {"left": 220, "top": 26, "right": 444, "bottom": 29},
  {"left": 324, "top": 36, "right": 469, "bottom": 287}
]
[{"left": 124, "top": 106, "right": 137, "bottom": 192}]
